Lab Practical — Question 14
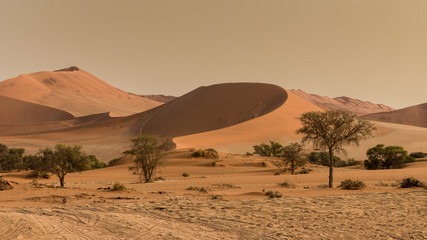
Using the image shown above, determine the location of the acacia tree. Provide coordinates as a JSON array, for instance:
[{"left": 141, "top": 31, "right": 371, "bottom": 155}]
[
  {"left": 297, "top": 110, "right": 375, "bottom": 188},
  {"left": 38, "top": 144, "right": 89, "bottom": 187},
  {"left": 282, "top": 143, "right": 306, "bottom": 175},
  {"left": 124, "top": 135, "right": 166, "bottom": 183}
]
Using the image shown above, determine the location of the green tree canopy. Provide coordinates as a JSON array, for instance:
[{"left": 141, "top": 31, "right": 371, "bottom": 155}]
[{"left": 364, "top": 144, "right": 414, "bottom": 170}]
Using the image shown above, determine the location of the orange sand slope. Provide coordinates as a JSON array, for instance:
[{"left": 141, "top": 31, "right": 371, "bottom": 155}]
[
  {"left": 362, "top": 102, "right": 427, "bottom": 128},
  {"left": 0, "top": 95, "right": 74, "bottom": 124},
  {"left": 0, "top": 67, "right": 162, "bottom": 116},
  {"left": 0, "top": 83, "right": 288, "bottom": 161},
  {"left": 289, "top": 89, "right": 394, "bottom": 115}
]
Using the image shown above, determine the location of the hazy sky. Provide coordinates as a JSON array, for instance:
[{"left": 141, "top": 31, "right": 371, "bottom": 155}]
[{"left": 1, "top": 0, "right": 426, "bottom": 109}]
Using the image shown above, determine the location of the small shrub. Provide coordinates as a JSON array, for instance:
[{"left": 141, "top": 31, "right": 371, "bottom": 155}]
[
  {"left": 0, "top": 178, "right": 13, "bottom": 191},
  {"left": 278, "top": 181, "right": 296, "bottom": 188},
  {"left": 261, "top": 161, "right": 268, "bottom": 167},
  {"left": 186, "top": 186, "right": 208, "bottom": 193},
  {"left": 203, "top": 149, "right": 219, "bottom": 159},
  {"left": 317, "top": 184, "right": 329, "bottom": 188},
  {"left": 409, "top": 152, "right": 426, "bottom": 158},
  {"left": 274, "top": 172, "right": 281, "bottom": 176},
  {"left": 211, "top": 161, "right": 225, "bottom": 167},
  {"left": 26, "top": 171, "right": 50, "bottom": 179},
  {"left": 299, "top": 168, "right": 312, "bottom": 174},
  {"left": 112, "top": 182, "right": 127, "bottom": 191},
  {"left": 265, "top": 190, "right": 282, "bottom": 198},
  {"left": 213, "top": 183, "right": 241, "bottom": 189},
  {"left": 338, "top": 179, "right": 366, "bottom": 190},
  {"left": 211, "top": 194, "right": 223, "bottom": 200},
  {"left": 192, "top": 149, "right": 204, "bottom": 157},
  {"left": 399, "top": 177, "right": 425, "bottom": 188},
  {"left": 182, "top": 172, "right": 189, "bottom": 177}
]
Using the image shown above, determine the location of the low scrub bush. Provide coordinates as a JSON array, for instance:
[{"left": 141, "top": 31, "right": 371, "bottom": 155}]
[
  {"left": 398, "top": 177, "right": 425, "bottom": 188},
  {"left": 26, "top": 171, "right": 50, "bottom": 179},
  {"left": 186, "top": 186, "right": 208, "bottom": 193},
  {"left": 112, "top": 182, "right": 127, "bottom": 191},
  {"left": 278, "top": 181, "right": 296, "bottom": 188},
  {"left": 0, "top": 178, "right": 13, "bottom": 191},
  {"left": 265, "top": 190, "right": 282, "bottom": 198},
  {"left": 338, "top": 179, "right": 366, "bottom": 190},
  {"left": 182, "top": 172, "right": 189, "bottom": 177},
  {"left": 409, "top": 152, "right": 426, "bottom": 158},
  {"left": 299, "top": 168, "right": 312, "bottom": 174}
]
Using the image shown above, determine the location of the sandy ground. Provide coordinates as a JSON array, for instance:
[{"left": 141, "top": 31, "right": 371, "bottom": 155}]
[{"left": 1, "top": 150, "right": 426, "bottom": 239}]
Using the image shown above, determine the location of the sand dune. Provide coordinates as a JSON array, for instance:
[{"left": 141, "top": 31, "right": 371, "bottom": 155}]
[
  {"left": 0, "top": 95, "right": 74, "bottom": 124},
  {"left": 289, "top": 89, "right": 394, "bottom": 115},
  {"left": 0, "top": 67, "right": 162, "bottom": 116},
  {"left": 361, "top": 102, "right": 427, "bottom": 128}
]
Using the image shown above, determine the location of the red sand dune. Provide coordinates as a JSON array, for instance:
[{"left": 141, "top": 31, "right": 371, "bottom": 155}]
[
  {"left": 289, "top": 89, "right": 394, "bottom": 115},
  {"left": 0, "top": 67, "right": 162, "bottom": 116},
  {"left": 361, "top": 102, "right": 427, "bottom": 128},
  {"left": 0, "top": 95, "right": 74, "bottom": 124}
]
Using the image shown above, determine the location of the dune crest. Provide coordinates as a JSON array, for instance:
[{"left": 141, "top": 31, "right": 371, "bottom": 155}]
[{"left": 0, "top": 67, "right": 162, "bottom": 116}]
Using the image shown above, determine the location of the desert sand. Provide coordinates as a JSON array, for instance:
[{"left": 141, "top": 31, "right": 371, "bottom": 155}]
[
  {"left": 0, "top": 69, "right": 426, "bottom": 239},
  {"left": 0, "top": 150, "right": 426, "bottom": 239}
]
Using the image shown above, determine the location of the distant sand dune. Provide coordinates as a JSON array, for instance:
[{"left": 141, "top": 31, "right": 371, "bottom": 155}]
[
  {"left": 362, "top": 102, "right": 427, "bottom": 128},
  {"left": 0, "top": 95, "right": 74, "bottom": 124},
  {"left": 0, "top": 68, "right": 161, "bottom": 116}
]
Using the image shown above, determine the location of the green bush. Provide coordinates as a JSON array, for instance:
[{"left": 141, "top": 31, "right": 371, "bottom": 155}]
[
  {"left": 409, "top": 152, "right": 426, "bottom": 158},
  {"left": 253, "top": 141, "right": 283, "bottom": 157},
  {"left": 364, "top": 144, "right": 414, "bottom": 170},
  {"left": 338, "top": 179, "right": 366, "bottom": 190},
  {"left": 399, "top": 177, "right": 425, "bottom": 188},
  {"left": 88, "top": 155, "right": 106, "bottom": 169},
  {"left": 192, "top": 149, "right": 204, "bottom": 157}
]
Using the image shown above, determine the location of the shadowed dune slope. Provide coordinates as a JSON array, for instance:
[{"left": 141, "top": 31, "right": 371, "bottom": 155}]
[
  {"left": 0, "top": 68, "right": 162, "bottom": 116},
  {"left": 0, "top": 95, "right": 74, "bottom": 124},
  {"left": 289, "top": 89, "right": 394, "bottom": 115},
  {"left": 135, "top": 83, "right": 288, "bottom": 137},
  {"left": 361, "top": 103, "right": 427, "bottom": 128}
]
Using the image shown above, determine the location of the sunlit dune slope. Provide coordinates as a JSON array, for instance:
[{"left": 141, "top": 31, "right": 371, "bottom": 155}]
[
  {"left": 0, "top": 95, "right": 74, "bottom": 124},
  {"left": 0, "top": 67, "right": 162, "bottom": 116},
  {"left": 174, "top": 90, "right": 323, "bottom": 153},
  {"left": 361, "top": 103, "right": 427, "bottom": 128}
]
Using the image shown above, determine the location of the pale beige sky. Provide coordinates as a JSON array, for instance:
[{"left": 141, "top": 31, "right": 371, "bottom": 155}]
[{"left": 0, "top": 0, "right": 426, "bottom": 109}]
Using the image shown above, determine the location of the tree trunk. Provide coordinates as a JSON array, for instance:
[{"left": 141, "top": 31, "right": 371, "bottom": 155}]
[
  {"left": 328, "top": 148, "right": 334, "bottom": 188},
  {"left": 59, "top": 175, "right": 65, "bottom": 188},
  {"left": 291, "top": 162, "right": 295, "bottom": 175}
]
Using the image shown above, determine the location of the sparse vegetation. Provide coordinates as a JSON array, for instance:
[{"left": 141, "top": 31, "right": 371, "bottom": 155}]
[
  {"left": 182, "top": 172, "right": 189, "bottom": 177},
  {"left": 364, "top": 144, "right": 415, "bottom": 170},
  {"left": 278, "top": 181, "right": 296, "bottom": 188},
  {"left": 88, "top": 155, "right": 106, "bottom": 169},
  {"left": 338, "top": 179, "right": 366, "bottom": 190},
  {"left": 112, "top": 182, "right": 127, "bottom": 191},
  {"left": 297, "top": 110, "right": 375, "bottom": 188},
  {"left": 186, "top": 186, "right": 208, "bottom": 193},
  {"left": 253, "top": 141, "right": 283, "bottom": 157},
  {"left": 265, "top": 190, "right": 282, "bottom": 198},
  {"left": 282, "top": 142, "right": 307, "bottom": 175},
  {"left": 308, "top": 152, "right": 360, "bottom": 167},
  {"left": 192, "top": 149, "right": 219, "bottom": 159},
  {"left": 0, "top": 177, "right": 14, "bottom": 191},
  {"left": 124, "top": 135, "right": 167, "bottom": 183},
  {"left": 0, "top": 144, "right": 25, "bottom": 172},
  {"left": 398, "top": 177, "right": 425, "bottom": 188},
  {"left": 409, "top": 152, "right": 426, "bottom": 158},
  {"left": 35, "top": 144, "right": 90, "bottom": 188},
  {"left": 299, "top": 168, "right": 312, "bottom": 174},
  {"left": 26, "top": 170, "right": 50, "bottom": 179},
  {"left": 213, "top": 183, "right": 241, "bottom": 189}
]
